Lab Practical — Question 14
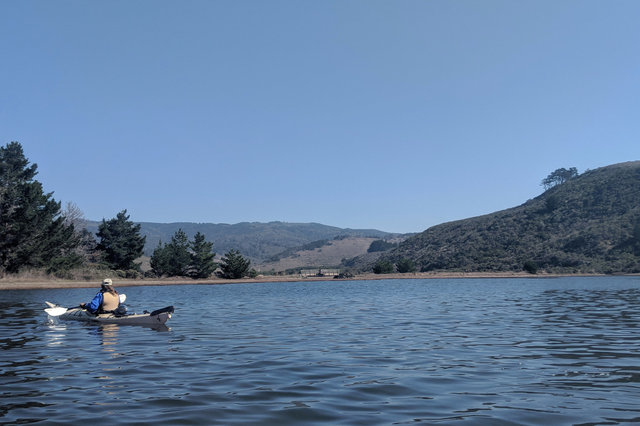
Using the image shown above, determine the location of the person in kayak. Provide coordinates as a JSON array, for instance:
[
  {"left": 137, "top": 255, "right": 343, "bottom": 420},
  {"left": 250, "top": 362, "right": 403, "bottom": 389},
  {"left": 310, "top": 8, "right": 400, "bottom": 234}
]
[{"left": 80, "top": 279, "right": 120, "bottom": 314}]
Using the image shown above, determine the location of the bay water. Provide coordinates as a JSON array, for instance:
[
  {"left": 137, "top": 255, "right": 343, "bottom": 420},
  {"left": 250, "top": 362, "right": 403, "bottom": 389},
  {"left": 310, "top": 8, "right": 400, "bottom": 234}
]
[{"left": 1, "top": 277, "right": 639, "bottom": 424}]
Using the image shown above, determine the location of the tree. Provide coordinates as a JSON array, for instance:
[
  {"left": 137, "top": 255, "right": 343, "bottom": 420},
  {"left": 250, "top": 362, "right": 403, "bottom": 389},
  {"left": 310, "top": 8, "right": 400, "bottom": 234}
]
[
  {"left": 164, "top": 229, "right": 191, "bottom": 276},
  {"left": 149, "top": 229, "right": 191, "bottom": 277},
  {"left": 218, "top": 249, "right": 251, "bottom": 279},
  {"left": 523, "top": 260, "right": 539, "bottom": 274},
  {"left": 62, "top": 201, "right": 84, "bottom": 229},
  {"left": 189, "top": 232, "right": 216, "bottom": 279},
  {"left": 0, "top": 141, "right": 81, "bottom": 274},
  {"left": 62, "top": 201, "right": 99, "bottom": 263},
  {"left": 545, "top": 194, "right": 560, "bottom": 213},
  {"left": 367, "top": 240, "right": 397, "bottom": 253},
  {"left": 150, "top": 240, "right": 171, "bottom": 276},
  {"left": 96, "top": 210, "right": 145, "bottom": 271},
  {"left": 373, "top": 260, "right": 394, "bottom": 274},
  {"left": 150, "top": 231, "right": 216, "bottom": 278},
  {"left": 541, "top": 167, "right": 578, "bottom": 190},
  {"left": 396, "top": 258, "right": 416, "bottom": 273},
  {"left": 633, "top": 220, "right": 640, "bottom": 255}
]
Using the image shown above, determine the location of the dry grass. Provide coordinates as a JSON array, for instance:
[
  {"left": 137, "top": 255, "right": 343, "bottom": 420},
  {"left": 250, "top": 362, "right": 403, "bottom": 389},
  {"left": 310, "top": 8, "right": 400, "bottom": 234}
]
[
  {"left": 257, "top": 237, "right": 378, "bottom": 272},
  {"left": 0, "top": 264, "right": 117, "bottom": 287}
]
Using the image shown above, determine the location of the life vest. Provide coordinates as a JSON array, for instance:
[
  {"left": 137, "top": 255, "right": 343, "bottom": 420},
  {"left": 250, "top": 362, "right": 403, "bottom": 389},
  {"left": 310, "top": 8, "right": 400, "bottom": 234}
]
[{"left": 102, "top": 292, "right": 119, "bottom": 312}]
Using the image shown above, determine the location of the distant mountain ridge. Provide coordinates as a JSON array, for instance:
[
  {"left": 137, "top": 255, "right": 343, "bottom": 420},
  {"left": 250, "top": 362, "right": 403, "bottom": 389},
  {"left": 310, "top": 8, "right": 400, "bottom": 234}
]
[
  {"left": 348, "top": 161, "right": 640, "bottom": 274},
  {"left": 83, "top": 220, "right": 394, "bottom": 262}
]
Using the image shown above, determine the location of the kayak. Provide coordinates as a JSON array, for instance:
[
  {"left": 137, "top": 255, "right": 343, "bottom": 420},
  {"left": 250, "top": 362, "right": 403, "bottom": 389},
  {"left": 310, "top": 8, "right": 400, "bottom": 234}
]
[{"left": 45, "top": 302, "right": 174, "bottom": 326}]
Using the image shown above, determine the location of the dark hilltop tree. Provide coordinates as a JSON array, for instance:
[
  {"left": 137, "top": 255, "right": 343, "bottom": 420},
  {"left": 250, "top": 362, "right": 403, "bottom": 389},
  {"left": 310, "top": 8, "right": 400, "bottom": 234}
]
[
  {"left": 96, "top": 210, "right": 146, "bottom": 271},
  {"left": 0, "top": 141, "right": 81, "bottom": 274},
  {"left": 541, "top": 167, "right": 578, "bottom": 190}
]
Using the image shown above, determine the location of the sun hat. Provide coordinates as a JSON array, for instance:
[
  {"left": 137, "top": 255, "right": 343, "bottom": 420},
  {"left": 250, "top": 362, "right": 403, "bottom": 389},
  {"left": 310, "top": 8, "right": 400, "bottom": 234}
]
[{"left": 101, "top": 278, "right": 113, "bottom": 287}]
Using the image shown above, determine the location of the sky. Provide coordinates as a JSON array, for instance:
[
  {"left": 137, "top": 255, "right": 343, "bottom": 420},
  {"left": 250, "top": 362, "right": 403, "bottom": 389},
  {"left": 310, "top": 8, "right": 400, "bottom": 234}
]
[{"left": 2, "top": 1, "right": 639, "bottom": 234}]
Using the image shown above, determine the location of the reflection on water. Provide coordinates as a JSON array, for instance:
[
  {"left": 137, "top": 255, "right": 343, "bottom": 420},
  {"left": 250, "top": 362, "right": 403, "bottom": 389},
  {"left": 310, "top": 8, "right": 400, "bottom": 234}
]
[
  {"left": 1, "top": 277, "right": 639, "bottom": 424},
  {"left": 98, "top": 324, "right": 119, "bottom": 352}
]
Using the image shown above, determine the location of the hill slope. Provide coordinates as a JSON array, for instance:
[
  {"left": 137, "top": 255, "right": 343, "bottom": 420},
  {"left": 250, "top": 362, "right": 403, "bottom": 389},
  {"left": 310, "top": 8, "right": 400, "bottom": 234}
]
[
  {"left": 257, "top": 237, "right": 380, "bottom": 272},
  {"left": 351, "top": 161, "right": 640, "bottom": 274},
  {"left": 84, "top": 221, "right": 392, "bottom": 262}
]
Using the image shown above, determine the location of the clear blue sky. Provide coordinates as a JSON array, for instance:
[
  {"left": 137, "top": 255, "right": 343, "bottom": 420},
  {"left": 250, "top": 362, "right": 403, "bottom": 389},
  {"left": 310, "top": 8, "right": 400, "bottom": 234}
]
[{"left": 2, "top": 1, "right": 639, "bottom": 233}]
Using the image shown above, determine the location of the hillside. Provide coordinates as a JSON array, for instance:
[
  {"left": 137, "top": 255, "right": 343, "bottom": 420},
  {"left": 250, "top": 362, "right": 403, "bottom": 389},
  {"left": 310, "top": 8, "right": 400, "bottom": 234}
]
[
  {"left": 349, "top": 161, "right": 640, "bottom": 274},
  {"left": 257, "top": 237, "right": 380, "bottom": 273},
  {"left": 83, "top": 221, "right": 392, "bottom": 262}
]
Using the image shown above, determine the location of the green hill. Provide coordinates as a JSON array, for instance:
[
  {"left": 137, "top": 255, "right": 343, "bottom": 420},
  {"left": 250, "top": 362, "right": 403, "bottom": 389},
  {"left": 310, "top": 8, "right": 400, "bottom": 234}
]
[{"left": 351, "top": 161, "right": 640, "bottom": 274}]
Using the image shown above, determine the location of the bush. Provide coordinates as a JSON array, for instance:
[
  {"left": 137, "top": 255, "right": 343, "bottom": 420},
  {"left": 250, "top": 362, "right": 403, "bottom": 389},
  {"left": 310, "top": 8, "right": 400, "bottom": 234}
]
[
  {"left": 396, "top": 258, "right": 416, "bottom": 273},
  {"left": 523, "top": 261, "right": 538, "bottom": 274},
  {"left": 373, "top": 260, "right": 394, "bottom": 274},
  {"left": 334, "top": 271, "right": 354, "bottom": 279},
  {"left": 368, "top": 240, "right": 397, "bottom": 253}
]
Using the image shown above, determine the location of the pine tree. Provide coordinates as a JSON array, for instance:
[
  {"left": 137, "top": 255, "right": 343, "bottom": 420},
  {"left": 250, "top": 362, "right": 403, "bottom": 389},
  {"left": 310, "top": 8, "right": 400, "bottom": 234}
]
[
  {"left": 189, "top": 232, "right": 216, "bottom": 279},
  {"left": 0, "top": 142, "right": 81, "bottom": 273},
  {"left": 150, "top": 240, "right": 170, "bottom": 276},
  {"left": 218, "top": 249, "right": 251, "bottom": 279},
  {"left": 165, "top": 229, "right": 191, "bottom": 276},
  {"left": 150, "top": 229, "right": 207, "bottom": 277},
  {"left": 96, "top": 210, "right": 145, "bottom": 271}
]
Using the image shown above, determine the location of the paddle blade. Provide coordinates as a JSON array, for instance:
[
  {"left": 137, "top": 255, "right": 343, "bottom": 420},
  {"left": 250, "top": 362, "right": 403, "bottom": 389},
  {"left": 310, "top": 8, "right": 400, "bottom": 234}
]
[
  {"left": 119, "top": 293, "right": 126, "bottom": 303},
  {"left": 45, "top": 306, "right": 68, "bottom": 316}
]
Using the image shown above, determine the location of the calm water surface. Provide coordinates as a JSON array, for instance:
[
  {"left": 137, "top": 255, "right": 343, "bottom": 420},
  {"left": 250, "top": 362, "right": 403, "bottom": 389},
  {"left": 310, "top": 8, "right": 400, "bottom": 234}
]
[{"left": 1, "top": 277, "right": 639, "bottom": 425}]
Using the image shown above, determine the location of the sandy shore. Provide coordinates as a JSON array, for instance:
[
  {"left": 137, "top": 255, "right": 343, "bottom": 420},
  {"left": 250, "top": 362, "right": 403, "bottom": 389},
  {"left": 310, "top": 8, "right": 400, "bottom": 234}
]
[{"left": 0, "top": 271, "right": 613, "bottom": 291}]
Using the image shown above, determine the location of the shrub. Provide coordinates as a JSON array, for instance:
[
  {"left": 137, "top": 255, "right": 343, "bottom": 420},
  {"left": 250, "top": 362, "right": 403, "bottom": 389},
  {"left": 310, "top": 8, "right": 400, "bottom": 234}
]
[
  {"left": 396, "top": 258, "right": 416, "bottom": 273},
  {"left": 523, "top": 261, "right": 538, "bottom": 274},
  {"left": 368, "top": 240, "right": 397, "bottom": 253},
  {"left": 373, "top": 260, "right": 394, "bottom": 274}
]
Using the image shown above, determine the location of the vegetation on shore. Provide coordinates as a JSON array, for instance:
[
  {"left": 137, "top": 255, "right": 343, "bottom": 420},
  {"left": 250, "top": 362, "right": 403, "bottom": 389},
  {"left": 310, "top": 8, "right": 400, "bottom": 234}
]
[
  {"left": 0, "top": 142, "right": 251, "bottom": 281},
  {"left": 0, "top": 142, "right": 81, "bottom": 275}
]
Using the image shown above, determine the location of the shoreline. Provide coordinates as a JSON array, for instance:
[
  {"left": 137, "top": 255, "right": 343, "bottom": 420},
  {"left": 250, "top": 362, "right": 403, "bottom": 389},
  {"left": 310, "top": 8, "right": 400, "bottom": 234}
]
[{"left": 0, "top": 271, "right": 623, "bottom": 291}]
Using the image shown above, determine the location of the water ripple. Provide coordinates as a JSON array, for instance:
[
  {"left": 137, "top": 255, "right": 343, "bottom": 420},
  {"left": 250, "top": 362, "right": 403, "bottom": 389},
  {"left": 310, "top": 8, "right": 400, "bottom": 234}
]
[{"left": 1, "top": 277, "right": 639, "bottom": 424}]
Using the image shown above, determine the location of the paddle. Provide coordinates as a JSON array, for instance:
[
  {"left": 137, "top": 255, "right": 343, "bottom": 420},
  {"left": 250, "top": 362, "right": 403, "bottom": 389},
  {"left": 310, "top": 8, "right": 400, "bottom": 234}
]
[{"left": 45, "top": 294, "right": 127, "bottom": 316}]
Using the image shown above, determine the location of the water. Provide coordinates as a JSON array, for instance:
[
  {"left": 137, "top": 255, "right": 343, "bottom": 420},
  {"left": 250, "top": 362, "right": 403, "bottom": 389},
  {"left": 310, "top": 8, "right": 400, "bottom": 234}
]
[{"left": 1, "top": 277, "right": 640, "bottom": 425}]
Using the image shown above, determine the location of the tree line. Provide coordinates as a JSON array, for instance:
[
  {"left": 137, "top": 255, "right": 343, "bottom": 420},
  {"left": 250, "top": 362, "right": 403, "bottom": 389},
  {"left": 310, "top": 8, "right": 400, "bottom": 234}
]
[
  {"left": 149, "top": 229, "right": 255, "bottom": 279},
  {"left": 0, "top": 141, "right": 252, "bottom": 279}
]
